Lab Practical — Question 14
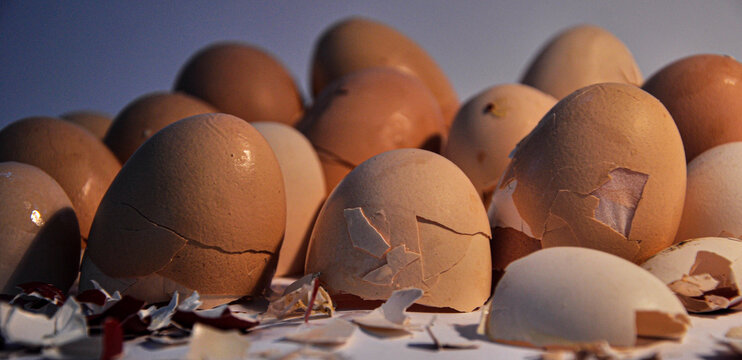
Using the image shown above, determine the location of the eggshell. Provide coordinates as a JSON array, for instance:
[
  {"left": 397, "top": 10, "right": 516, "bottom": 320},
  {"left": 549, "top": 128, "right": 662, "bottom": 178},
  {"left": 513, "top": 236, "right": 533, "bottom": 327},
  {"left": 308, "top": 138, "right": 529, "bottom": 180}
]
[
  {"left": 60, "top": 110, "right": 112, "bottom": 140},
  {"left": 104, "top": 92, "right": 217, "bottom": 163},
  {"left": 675, "top": 142, "right": 742, "bottom": 241},
  {"left": 310, "top": 17, "right": 459, "bottom": 125},
  {"left": 521, "top": 25, "right": 642, "bottom": 100},
  {"left": 0, "top": 162, "right": 80, "bottom": 295},
  {"left": 253, "top": 122, "right": 326, "bottom": 276},
  {"left": 174, "top": 42, "right": 303, "bottom": 126},
  {"left": 483, "top": 247, "right": 690, "bottom": 348},
  {"left": 82, "top": 113, "right": 285, "bottom": 304},
  {"left": 488, "top": 83, "right": 686, "bottom": 270},
  {"left": 642, "top": 237, "right": 742, "bottom": 313},
  {"left": 305, "top": 148, "right": 491, "bottom": 312},
  {"left": 642, "top": 54, "right": 742, "bottom": 161},
  {"left": 299, "top": 68, "right": 446, "bottom": 193},
  {"left": 444, "top": 84, "right": 556, "bottom": 206},
  {"left": 0, "top": 117, "right": 121, "bottom": 243}
]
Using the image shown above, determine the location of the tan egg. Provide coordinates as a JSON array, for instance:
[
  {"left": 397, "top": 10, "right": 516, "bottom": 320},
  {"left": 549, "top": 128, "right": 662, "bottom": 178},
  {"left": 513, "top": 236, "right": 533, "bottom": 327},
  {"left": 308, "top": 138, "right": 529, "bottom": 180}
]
[
  {"left": 444, "top": 84, "right": 556, "bottom": 206},
  {"left": 311, "top": 17, "right": 459, "bottom": 126},
  {"left": 253, "top": 122, "right": 326, "bottom": 276},
  {"left": 305, "top": 149, "right": 491, "bottom": 312},
  {"left": 174, "top": 42, "right": 303, "bottom": 126},
  {"left": 521, "top": 25, "right": 643, "bottom": 100},
  {"left": 481, "top": 247, "right": 690, "bottom": 348},
  {"left": 675, "top": 142, "right": 742, "bottom": 242},
  {"left": 104, "top": 92, "right": 217, "bottom": 163},
  {"left": 0, "top": 117, "right": 121, "bottom": 244},
  {"left": 299, "top": 68, "right": 446, "bottom": 193},
  {"left": 0, "top": 162, "right": 80, "bottom": 295},
  {"left": 60, "top": 110, "right": 112, "bottom": 140},
  {"left": 488, "top": 83, "right": 686, "bottom": 274},
  {"left": 642, "top": 237, "right": 742, "bottom": 313},
  {"left": 81, "top": 113, "right": 285, "bottom": 306},
  {"left": 642, "top": 54, "right": 742, "bottom": 161}
]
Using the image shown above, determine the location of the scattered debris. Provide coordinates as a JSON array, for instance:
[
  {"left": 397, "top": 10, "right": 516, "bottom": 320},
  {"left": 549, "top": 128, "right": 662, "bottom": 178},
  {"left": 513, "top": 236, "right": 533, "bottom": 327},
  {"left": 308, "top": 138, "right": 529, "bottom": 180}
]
[
  {"left": 283, "top": 318, "right": 356, "bottom": 346},
  {"left": 186, "top": 323, "right": 251, "bottom": 360},
  {"left": 263, "top": 274, "right": 334, "bottom": 321},
  {"left": 353, "top": 288, "right": 423, "bottom": 337}
]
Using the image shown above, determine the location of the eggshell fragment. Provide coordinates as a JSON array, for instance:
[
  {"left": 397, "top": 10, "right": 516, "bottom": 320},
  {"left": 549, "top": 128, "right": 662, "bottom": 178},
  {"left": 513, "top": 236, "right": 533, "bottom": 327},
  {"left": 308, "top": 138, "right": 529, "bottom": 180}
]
[
  {"left": 0, "top": 162, "right": 80, "bottom": 295},
  {"left": 642, "top": 237, "right": 742, "bottom": 313},
  {"left": 60, "top": 111, "right": 112, "bottom": 140},
  {"left": 253, "top": 122, "right": 326, "bottom": 276},
  {"left": 482, "top": 247, "right": 690, "bottom": 348},
  {"left": 0, "top": 117, "right": 121, "bottom": 242},
  {"left": 82, "top": 113, "right": 285, "bottom": 305},
  {"left": 311, "top": 17, "right": 459, "bottom": 125},
  {"left": 444, "top": 84, "right": 556, "bottom": 206},
  {"left": 521, "top": 25, "right": 642, "bottom": 99},
  {"left": 305, "top": 149, "right": 491, "bottom": 312}
]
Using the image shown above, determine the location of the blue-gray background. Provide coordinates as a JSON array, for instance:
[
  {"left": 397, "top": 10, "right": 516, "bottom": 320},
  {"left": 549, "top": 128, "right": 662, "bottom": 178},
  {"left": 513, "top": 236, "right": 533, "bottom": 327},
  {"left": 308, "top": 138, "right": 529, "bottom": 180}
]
[{"left": 1, "top": 1, "right": 741, "bottom": 129}]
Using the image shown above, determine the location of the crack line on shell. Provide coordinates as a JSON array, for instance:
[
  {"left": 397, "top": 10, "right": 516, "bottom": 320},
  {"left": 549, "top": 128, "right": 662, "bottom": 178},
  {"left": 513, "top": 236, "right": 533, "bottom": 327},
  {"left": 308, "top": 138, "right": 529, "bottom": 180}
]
[
  {"left": 120, "top": 202, "right": 275, "bottom": 255},
  {"left": 414, "top": 215, "right": 491, "bottom": 239},
  {"left": 313, "top": 145, "right": 358, "bottom": 169}
]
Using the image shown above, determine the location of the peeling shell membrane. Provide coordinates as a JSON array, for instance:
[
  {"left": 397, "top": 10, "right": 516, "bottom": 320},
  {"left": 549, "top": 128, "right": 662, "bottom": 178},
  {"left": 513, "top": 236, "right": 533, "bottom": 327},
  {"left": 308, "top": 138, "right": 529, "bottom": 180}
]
[
  {"left": 642, "top": 237, "right": 742, "bottom": 313},
  {"left": 481, "top": 247, "right": 690, "bottom": 348}
]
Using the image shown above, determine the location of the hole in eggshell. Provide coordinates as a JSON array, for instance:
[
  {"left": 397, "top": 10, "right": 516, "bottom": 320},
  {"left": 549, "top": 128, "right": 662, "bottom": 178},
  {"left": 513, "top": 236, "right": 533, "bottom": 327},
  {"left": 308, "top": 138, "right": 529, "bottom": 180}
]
[
  {"left": 589, "top": 168, "right": 649, "bottom": 238},
  {"left": 634, "top": 310, "right": 690, "bottom": 340}
]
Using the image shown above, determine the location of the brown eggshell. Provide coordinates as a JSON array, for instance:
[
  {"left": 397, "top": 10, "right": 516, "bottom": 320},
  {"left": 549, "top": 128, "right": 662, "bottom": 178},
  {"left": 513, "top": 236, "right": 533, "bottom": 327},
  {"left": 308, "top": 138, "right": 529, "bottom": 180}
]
[
  {"left": 310, "top": 17, "right": 459, "bottom": 126},
  {"left": 253, "top": 122, "right": 326, "bottom": 276},
  {"left": 642, "top": 54, "right": 742, "bottom": 161},
  {"left": 305, "top": 148, "right": 491, "bottom": 312},
  {"left": 521, "top": 25, "right": 643, "bottom": 100},
  {"left": 60, "top": 110, "right": 112, "bottom": 140},
  {"left": 299, "top": 68, "right": 446, "bottom": 193},
  {"left": 174, "top": 42, "right": 303, "bottom": 126},
  {"left": 488, "top": 83, "right": 686, "bottom": 269},
  {"left": 0, "top": 162, "right": 80, "bottom": 295},
  {"left": 104, "top": 92, "right": 217, "bottom": 163},
  {"left": 444, "top": 84, "right": 556, "bottom": 206},
  {"left": 83, "top": 113, "right": 286, "bottom": 303},
  {"left": 0, "top": 117, "right": 121, "bottom": 243}
]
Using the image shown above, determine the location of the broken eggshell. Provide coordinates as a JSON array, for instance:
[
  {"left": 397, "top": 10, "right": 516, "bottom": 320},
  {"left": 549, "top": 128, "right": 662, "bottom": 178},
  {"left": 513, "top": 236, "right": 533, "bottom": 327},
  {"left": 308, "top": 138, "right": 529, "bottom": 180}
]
[
  {"left": 305, "top": 148, "right": 491, "bottom": 312},
  {"left": 481, "top": 247, "right": 690, "bottom": 348},
  {"left": 642, "top": 237, "right": 742, "bottom": 313}
]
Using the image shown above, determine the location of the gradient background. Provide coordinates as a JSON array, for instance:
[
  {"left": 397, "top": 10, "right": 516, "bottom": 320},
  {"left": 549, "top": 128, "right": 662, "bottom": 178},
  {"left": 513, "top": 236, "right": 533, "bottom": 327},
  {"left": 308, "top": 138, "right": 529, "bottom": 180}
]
[{"left": 1, "top": 1, "right": 741, "bottom": 129}]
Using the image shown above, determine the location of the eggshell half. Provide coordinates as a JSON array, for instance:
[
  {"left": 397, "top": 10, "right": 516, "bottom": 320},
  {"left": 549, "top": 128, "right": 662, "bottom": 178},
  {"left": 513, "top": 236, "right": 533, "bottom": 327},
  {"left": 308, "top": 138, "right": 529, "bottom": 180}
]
[
  {"left": 305, "top": 149, "right": 491, "bottom": 312},
  {"left": 483, "top": 247, "right": 690, "bottom": 348}
]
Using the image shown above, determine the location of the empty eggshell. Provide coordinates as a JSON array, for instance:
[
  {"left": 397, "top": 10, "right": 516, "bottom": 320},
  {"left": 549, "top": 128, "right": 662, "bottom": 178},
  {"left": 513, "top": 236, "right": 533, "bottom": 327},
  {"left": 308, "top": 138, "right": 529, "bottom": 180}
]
[
  {"left": 675, "top": 142, "right": 742, "bottom": 241},
  {"left": 444, "top": 84, "right": 556, "bottom": 206},
  {"left": 174, "top": 42, "right": 304, "bottom": 126},
  {"left": 642, "top": 237, "right": 742, "bottom": 313},
  {"left": 482, "top": 247, "right": 690, "bottom": 348},
  {"left": 253, "top": 122, "right": 326, "bottom": 276},
  {"left": 0, "top": 117, "right": 121, "bottom": 243},
  {"left": 310, "top": 17, "right": 459, "bottom": 125},
  {"left": 60, "top": 110, "right": 112, "bottom": 140},
  {"left": 299, "top": 67, "right": 446, "bottom": 193},
  {"left": 104, "top": 92, "right": 217, "bottom": 163},
  {"left": 0, "top": 162, "right": 80, "bottom": 295},
  {"left": 81, "top": 113, "right": 286, "bottom": 305},
  {"left": 642, "top": 54, "right": 742, "bottom": 162},
  {"left": 521, "top": 25, "right": 642, "bottom": 100},
  {"left": 305, "top": 148, "right": 491, "bottom": 312}
]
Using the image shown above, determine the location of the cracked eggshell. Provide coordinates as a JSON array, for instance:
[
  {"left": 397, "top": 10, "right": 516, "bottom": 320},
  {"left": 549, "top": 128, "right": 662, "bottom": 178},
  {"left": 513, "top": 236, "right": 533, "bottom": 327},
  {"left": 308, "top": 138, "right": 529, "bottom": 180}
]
[
  {"left": 83, "top": 113, "right": 286, "bottom": 304},
  {"left": 60, "top": 110, "right": 112, "bottom": 140},
  {"left": 305, "top": 148, "right": 491, "bottom": 312},
  {"left": 253, "top": 122, "right": 326, "bottom": 276},
  {"left": 444, "top": 84, "right": 556, "bottom": 206},
  {"left": 642, "top": 237, "right": 742, "bottom": 313},
  {"left": 299, "top": 67, "right": 446, "bottom": 193},
  {"left": 310, "top": 17, "right": 459, "bottom": 125},
  {"left": 642, "top": 55, "right": 742, "bottom": 161},
  {"left": 521, "top": 25, "right": 642, "bottom": 100},
  {"left": 0, "top": 162, "right": 80, "bottom": 295},
  {"left": 174, "top": 42, "right": 304, "bottom": 126},
  {"left": 0, "top": 117, "right": 121, "bottom": 243},
  {"left": 484, "top": 247, "right": 690, "bottom": 348},
  {"left": 488, "top": 83, "right": 686, "bottom": 269},
  {"left": 675, "top": 142, "right": 742, "bottom": 241},
  {"left": 104, "top": 92, "right": 217, "bottom": 163}
]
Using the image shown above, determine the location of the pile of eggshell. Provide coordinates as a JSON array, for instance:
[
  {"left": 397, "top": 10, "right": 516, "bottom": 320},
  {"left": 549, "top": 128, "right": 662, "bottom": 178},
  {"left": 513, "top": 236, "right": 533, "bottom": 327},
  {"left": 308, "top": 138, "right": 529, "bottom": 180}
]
[{"left": 2, "top": 15, "right": 742, "bottom": 351}]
